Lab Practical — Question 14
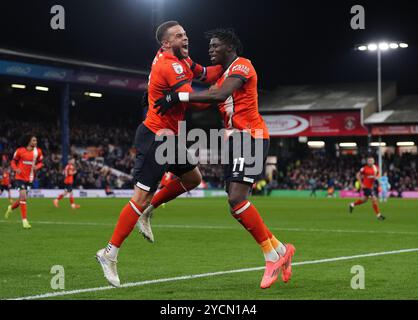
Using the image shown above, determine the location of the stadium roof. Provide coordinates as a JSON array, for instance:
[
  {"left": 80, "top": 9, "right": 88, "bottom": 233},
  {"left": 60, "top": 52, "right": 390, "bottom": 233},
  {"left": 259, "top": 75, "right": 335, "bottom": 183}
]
[
  {"left": 259, "top": 82, "right": 397, "bottom": 119},
  {"left": 0, "top": 48, "right": 151, "bottom": 93},
  {"left": 0, "top": 48, "right": 148, "bottom": 76},
  {"left": 364, "top": 95, "right": 418, "bottom": 125}
]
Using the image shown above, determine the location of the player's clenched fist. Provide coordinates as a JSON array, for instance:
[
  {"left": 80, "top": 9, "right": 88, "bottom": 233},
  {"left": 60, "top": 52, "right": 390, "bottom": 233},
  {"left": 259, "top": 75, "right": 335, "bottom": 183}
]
[{"left": 154, "top": 90, "right": 181, "bottom": 115}]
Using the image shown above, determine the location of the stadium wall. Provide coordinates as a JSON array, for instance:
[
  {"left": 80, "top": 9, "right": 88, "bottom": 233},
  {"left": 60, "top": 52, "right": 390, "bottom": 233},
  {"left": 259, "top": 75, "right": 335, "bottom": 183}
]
[
  {"left": 2, "top": 189, "right": 417, "bottom": 199},
  {"left": 0, "top": 189, "right": 207, "bottom": 199},
  {"left": 268, "top": 190, "right": 329, "bottom": 197}
]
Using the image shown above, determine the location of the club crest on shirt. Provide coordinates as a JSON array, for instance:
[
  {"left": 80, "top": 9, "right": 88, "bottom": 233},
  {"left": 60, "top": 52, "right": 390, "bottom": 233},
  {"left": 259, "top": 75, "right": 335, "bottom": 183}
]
[{"left": 172, "top": 63, "right": 184, "bottom": 75}]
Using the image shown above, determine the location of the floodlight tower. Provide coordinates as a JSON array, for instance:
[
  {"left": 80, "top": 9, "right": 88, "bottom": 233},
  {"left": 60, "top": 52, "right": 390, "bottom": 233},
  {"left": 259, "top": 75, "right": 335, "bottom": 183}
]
[{"left": 355, "top": 41, "right": 408, "bottom": 175}]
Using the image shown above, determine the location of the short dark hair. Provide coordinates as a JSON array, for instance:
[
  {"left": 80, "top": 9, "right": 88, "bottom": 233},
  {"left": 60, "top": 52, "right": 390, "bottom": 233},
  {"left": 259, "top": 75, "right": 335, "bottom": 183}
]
[
  {"left": 156, "top": 20, "right": 179, "bottom": 45},
  {"left": 205, "top": 28, "right": 243, "bottom": 55}
]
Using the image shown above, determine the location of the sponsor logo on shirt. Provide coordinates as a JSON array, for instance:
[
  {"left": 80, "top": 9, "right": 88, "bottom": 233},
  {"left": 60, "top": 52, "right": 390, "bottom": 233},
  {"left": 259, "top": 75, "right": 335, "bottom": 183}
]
[{"left": 232, "top": 64, "right": 250, "bottom": 75}]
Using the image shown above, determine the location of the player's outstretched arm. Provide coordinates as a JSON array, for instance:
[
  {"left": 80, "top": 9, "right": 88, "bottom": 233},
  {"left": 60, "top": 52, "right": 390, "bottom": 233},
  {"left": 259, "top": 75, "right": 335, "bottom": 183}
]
[
  {"left": 154, "top": 77, "right": 244, "bottom": 115},
  {"left": 154, "top": 77, "right": 243, "bottom": 115},
  {"left": 186, "top": 77, "right": 244, "bottom": 103},
  {"left": 188, "top": 85, "right": 220, "bottom": 111},
  {"left": 11, "top": 150, "right": 20, "bottom": 173},
  {"left": 184, "top": 57, "right": 223, "bottom": 84},
  {"left": 10, "top": 160, "right": 18, "bottom": 172}
]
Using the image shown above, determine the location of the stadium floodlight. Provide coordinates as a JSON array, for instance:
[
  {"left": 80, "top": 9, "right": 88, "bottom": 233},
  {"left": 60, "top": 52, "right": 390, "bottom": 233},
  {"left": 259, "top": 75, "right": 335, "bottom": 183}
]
[
  {"left": 35, "top": 86, "right": 49, "bottom": 92},
  {"left": 367, "top": 43, "right": 378, "bottom": 51},
  {"left": 396, "top": 141, "right": 415, "bottom": 147},
  {"left": 370, "top": 142, "right": 386, "bottom": 147},
  {"left": 85, "top": 92, "right": 103, "bottom": 98},
  {"left": 389, "top": 43, "right": 399, "bottom": 49},
  {"left": 11, "top": 84, "right": 26, "bottom": 89},
  {"left": 356, "top": 41, "right": 408, "bottom": 53},
  {"left": 355, "top": 40, "right": 408, "bottom": 176},
  {"left": 378, "top": 42, "right": 389, "bottom": 51},
  {"left": 307, "top": 141, "right": 325, "bottom": 148},
  {"left": 339, "top": 142, "right": 357, "bottom": 148}
]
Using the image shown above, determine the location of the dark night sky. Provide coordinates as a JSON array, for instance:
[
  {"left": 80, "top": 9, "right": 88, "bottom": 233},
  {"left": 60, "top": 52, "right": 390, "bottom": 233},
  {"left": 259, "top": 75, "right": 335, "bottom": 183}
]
[{"left": 1, "top": 0, "right": 418, "bottom": 93}]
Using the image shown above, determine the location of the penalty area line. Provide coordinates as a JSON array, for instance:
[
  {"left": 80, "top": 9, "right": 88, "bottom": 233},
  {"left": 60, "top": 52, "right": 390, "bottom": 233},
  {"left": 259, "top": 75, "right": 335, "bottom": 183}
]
[{"left": 6, "top": 247, "right": 418, "bottom": 300}]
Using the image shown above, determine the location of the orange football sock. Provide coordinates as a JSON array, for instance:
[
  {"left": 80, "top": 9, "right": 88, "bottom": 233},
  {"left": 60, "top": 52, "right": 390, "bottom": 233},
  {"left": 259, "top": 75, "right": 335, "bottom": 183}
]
[
  {"left": 354, "top": 199, "right": 366, "bottom": 206},
  {"left": 151, "top": 178, "right": 189, "bottom": 208},
  {"left": 109, "top": 199, "right": 142, "bottom": 247},
  {"left": 19, "top": 201, "right": 27, "bottom": 220},
  {"left": 232, "top": 201, "right": 269, "bottom": 243},
  {"left": 372, "top": 202, "right": 380, "bottom": 215},
  {"left": 232, "top": 201, "right": 279, "bottom": 261},
  {"left": 11, "top": 200, "right": 20, "bottom": 210}
]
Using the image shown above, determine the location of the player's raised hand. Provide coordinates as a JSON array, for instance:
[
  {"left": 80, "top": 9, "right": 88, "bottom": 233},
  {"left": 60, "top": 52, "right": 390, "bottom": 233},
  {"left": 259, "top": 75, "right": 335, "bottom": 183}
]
[{"left": 154, "top": 90, "right": 181, "bottom": 116}]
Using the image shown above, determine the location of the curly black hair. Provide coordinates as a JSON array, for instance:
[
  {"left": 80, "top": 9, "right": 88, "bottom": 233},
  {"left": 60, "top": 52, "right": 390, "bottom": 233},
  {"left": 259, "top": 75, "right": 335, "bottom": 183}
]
[
  {"left": 19, "top": 134, "right": 36, "bottom": 147},
  {"left": 205, "top": 28, "right": 243, "bottom": 55}
]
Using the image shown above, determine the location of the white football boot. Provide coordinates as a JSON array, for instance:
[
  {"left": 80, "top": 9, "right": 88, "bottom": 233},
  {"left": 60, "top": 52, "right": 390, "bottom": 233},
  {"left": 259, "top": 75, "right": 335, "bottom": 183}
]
[
  {"left": 136, "top": 205, "right": 154, "bottom": 243},
  {"left": 95, "top": 248, "right": 120, "bottom": 287}
]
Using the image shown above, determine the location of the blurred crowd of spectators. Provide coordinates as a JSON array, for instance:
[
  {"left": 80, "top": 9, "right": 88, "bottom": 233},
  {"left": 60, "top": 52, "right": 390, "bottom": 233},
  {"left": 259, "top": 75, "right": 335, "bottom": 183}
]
[
  {"left": 1, "top": 119, "right": 417, "bottom": 191},
  {"left": 0, "top": 119, "right": 134, "bottom": 189},
  {"left": 278, "top": 152, "right": 418, "bottom": 192},
  {"left": 198, "top": 164, "right": 224, "bottom": 188},
  {"left": 0, "top": 119, "right": 227, "bottom": 190}
]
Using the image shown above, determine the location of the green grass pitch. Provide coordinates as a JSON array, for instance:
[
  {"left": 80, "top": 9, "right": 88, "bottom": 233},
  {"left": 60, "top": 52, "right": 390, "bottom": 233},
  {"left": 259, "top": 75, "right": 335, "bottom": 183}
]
[{"left": 1, "top": 197, "right": 417, "bottom": 300}]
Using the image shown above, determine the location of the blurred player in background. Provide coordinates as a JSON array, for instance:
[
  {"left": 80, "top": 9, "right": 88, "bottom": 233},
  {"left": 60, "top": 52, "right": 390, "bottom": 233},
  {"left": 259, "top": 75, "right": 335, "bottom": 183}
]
[
  {"left": 4, "top": 135, "right": 43, "bottom": 229},
  {"left": 327, "top": 176, "right": 336, "bottom": 198},
  {"left": 53, "top": 157, "right": 80, "bottom": 209},
  {"left": 379, "top": 172, "right": 391, "bottom": 202},
  {"left": 349, "top": 156, "right": 386, "bottom": 220},
  {"left": 95, "top": 20, "right": 223, "bottom": 287},
  {"left": 105, "top": 185, "right": 115, "bottom": 197},
  {"left": 0, "top": 167, "right": 13, "bottom": 203},
  {"left": 309, "top": 176, "right": 317, "bottom": 197},
  {"left": 154, "top": 28, "right": 295, "bottom": 289}
]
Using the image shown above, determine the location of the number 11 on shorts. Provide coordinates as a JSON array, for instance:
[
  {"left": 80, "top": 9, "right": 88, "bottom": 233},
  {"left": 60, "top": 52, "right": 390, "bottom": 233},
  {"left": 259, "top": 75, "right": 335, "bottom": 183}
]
[{"left": 233, "top": 157, "right": 245, "bottom": 172}]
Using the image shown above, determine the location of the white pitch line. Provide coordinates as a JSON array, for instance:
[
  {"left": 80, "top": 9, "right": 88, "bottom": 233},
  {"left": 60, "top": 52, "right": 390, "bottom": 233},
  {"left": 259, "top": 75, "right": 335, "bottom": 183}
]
[
  {"left": 7, "top": 247, "right": 418, "bottom": 300},
  {"left": 1, "top": 219, "right": 418, "bottom": 236},
  {"left": 0, "top": 220, "right": 111, "bottom": 227}
]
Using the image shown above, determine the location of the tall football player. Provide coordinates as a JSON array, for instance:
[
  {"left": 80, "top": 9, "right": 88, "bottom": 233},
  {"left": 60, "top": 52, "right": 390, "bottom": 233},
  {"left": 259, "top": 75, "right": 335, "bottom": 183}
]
[
  {"left": 154, "top": 29, "right": 295, "bottom": 289},
  {"left": 95, "top": 21, "right": 223, "bottom": 287}
]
